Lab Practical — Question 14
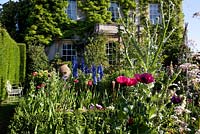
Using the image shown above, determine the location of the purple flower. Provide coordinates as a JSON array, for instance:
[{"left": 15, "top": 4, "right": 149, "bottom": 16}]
[
  {"left": 171, "top": 95, "right": 182, "bottom": 104},
  {"left": 97, "top": 64, "right": 104, "bottom": 81},
  {"left": 72, "top": 57, "right": 78, "bottom": 78},
  {"left": 92, "top": 65, "right": 97, "bottom": 85},
  {"left": 89, "top": 103, "right": 95, "bottom": 110},
  {"left": 81, "top": 58, "right": 85, "bottom": 72},
  {"left": 84, "top": 66, "right": 91, "bottom": 74},
  {"left": 96, "top": 104, "right": 103, "bottom": 110}
]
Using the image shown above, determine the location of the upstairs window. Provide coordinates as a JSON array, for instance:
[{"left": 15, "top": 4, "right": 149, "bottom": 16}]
[
  {"left": 62, "top": 44, "right": 77, "bottom": 61},
  {"left": 109, "top": 2, "right": 119, "bottom": 21},
  {"left": 149, "top": 4, "right": 161, "bottom": 24},
  {"left": 66, "top": 0, "right": 77, "bottom": 20}
]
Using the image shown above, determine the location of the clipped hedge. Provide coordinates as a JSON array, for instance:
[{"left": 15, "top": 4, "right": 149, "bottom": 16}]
[
  {"left": 0, "top": 28, "right": 26, "bottom": 101},
  {"left": 18, "top": 43, "right": 26, "bottom": 83}
]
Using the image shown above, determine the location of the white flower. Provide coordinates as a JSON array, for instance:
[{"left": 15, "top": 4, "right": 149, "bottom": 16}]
[
  {"left": 123, "top": 107, "right": 129, "bottom": 112},
  {"left": 107, "top": 105, "right": 115, "bottom": 110},
  {"left": 195, "top": 129, "right": 200, "bottom": 134},
  {"left": 174, "top": 106, "right": 185, "bottom": 115},
  {"left": 192, "top": 117, "right": 196, "bottom": 121},
  {"left": 171, "top": 115, "right": 178, "bottom": 120},
  {"left": 184, "top": 109, "right": 191, "bottom": 114}
]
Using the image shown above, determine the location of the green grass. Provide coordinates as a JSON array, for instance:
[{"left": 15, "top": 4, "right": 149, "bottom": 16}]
[{"left": 0, "top": 97, "right": 19, "bottom": 134}]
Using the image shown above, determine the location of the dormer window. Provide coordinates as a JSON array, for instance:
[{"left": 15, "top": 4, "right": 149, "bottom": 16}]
[
  {"left": 109, "top": 2, "right": 119, "bottom": 21},
  {"left": 149, "top": 4, "right": 161, "bottom": 24},
  {"left": 66, "top": 0, "right": 77, "bottom": 20}
]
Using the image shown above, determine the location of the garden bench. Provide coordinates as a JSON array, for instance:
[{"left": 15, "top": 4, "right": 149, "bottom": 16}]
[{"left": 6, "top": 81, "right": 23, "bottom": 100}]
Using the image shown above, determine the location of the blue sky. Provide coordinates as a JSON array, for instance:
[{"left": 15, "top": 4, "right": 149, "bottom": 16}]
[
  {"left": 183, "top": 0, "right": 200, "bottom": 52},
  {"left": 0, "top": 0, "right": 200, "bottom": 52}
]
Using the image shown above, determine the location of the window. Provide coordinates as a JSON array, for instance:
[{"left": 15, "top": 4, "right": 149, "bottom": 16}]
[
  {"left": 149, "top": 4, "right": 161, "bottom": 24},
  {"left": 109, "top": 2, "right": 119, "bottom": 21},
  {"left": 106, "top": 42, "right": 116, "bottom": 65},
  {"left": 66, "top": 0, "right": 77, "bottom": 20},
  {"left": 62, "top": 44, "right": 77, "bottom": 61}
]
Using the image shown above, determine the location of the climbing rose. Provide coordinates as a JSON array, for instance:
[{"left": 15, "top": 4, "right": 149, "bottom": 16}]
[
  {"left": 116, "top": 76, "right": 128, "bottom": 85},
  {"left": 126, "top": 78, "right": 138, "bottom": 86},
  {"left": 140, "top": 73, "right": 154, "bottom": 84}
]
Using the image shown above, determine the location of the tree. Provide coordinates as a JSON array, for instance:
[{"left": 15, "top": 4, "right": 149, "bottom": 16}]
[
  {"left": 0, "top": 1, "right": 18, "bottom": 40},
  {"left": 0, "top": 0, "right": 69, "bottom": 46},
  {"left": 25, "top": 0, "right": 69, "bottom": 46},
  {"left": 84, "top": 34, "right": 109, "bottom": 67}
]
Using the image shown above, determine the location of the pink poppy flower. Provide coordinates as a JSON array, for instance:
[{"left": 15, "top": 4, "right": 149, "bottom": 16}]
[
  {"left": 140, "top": 73, "right": 154, "bottom": 84},
  {"left": 116, "top": 76, "right": 128, "bottom": 85},
  {"left": 126, "top": 78, "right": 138, "bottom": 86},
  {"left": 134, "top": 74, "right": 141, "bottom": 82}
]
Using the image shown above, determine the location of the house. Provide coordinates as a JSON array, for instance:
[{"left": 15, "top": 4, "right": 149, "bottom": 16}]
[{"left": 46, "top": 0, "right": 184, "bottom": 65}]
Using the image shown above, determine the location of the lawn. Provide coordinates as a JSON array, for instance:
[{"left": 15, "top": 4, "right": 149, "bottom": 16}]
[{"left": 0, "top": 98, "right": 18, "bottom": 134}]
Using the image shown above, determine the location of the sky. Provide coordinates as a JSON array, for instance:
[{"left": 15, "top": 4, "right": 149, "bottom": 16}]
[{"left": 0, "top": 0, "right": 200, "bottom": 52}]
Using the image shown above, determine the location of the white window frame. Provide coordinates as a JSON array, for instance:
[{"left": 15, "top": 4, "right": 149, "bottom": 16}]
[
  {"left": 106, "top": 42, "right": 117, "bottom": 65},
  {"left": 66, "top": 0, "right": 77, "bottom": 20},
  {"left": 109, "top": 2, "right": 119, "bottom": 21},
  {"left": 149, "top": 4, "right": 161, "bottom": 24},
  {"left": 62, "top": 44, "right": 77, "bottom": 61}
]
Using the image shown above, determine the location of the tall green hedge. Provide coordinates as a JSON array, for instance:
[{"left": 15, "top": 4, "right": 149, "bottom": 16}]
[
  {"left": 0, "top": 28, "right": 26, "bottom": 101},
  {"left": 18, "top": 43, "right": 26, "bottom": 84}
]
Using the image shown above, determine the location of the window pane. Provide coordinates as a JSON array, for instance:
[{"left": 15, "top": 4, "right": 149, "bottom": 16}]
[
  {"left": 62, "top": 44, "right": 77, "bottom": 61},
  {"left": 68, "top": 51, "right": 71, "bottom": 55},
  {"left": 63, "top": 44, "right": 67, "bottom": 49},
  {"left": 109, "top": 2, "right": 119, "bottom": 21},
  {"left": 106, "top": 42, "right": 116, "bottom": 65},
  {"left": 149, "top": 4, "right": 161, "bottom": 24},
  {"left": 63, "top": 50, "right": 67, "bottom": 55},
  {"left": 67, "top": 0, "right": 77, "bottom": 20},
  {"left": 67, "top": 44, "right": 72, "bottom": 49}
]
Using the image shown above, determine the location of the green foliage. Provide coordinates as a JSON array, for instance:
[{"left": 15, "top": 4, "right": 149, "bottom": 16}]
[
  {"left": 0, "top": 1, "right": 18, "bottom": 40},
  {"left": 18, "top": 43, "right": 26, "bottom": 84},
  {"left": 78, "top": 0, "right": 112, "bottom": 24},
  {"left": 0, "top": 28, "right": 21, "bottom": 101},
  {"left": 139, "top": 0, "right": 184, "bottom": 66},
  {"left": 118, "top": 0, "right": 136, "bottom": 17},
  {"left": 25, "top": 0, "right": 68, "bottom": 46},
  {"left": 84, "top": 34, "right": 109, "bottom": 67},
  {"left": 26, "top": 45, "right": 49, "bottom": 74},
  {"left": 0, "top": 0, "right": 69, "bottom": 46}
]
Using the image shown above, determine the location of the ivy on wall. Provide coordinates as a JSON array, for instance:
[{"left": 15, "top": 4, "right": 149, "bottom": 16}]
[{"left": 63, "top": 0, "right": 136, "bottom": 39}]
